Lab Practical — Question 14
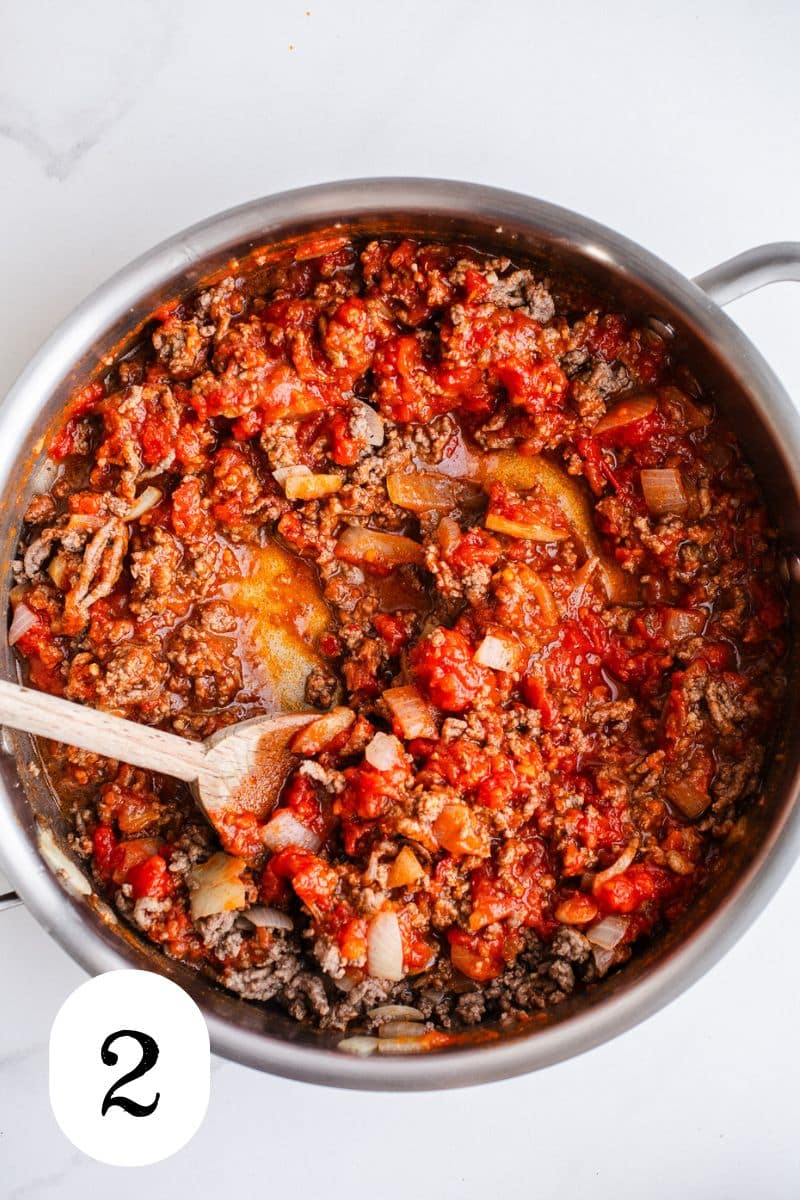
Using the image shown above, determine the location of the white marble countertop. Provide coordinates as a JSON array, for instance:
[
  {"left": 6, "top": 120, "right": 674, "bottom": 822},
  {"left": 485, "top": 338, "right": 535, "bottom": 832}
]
[{"left": 2, "top": 0, "right": 800, "bottom": 1195}]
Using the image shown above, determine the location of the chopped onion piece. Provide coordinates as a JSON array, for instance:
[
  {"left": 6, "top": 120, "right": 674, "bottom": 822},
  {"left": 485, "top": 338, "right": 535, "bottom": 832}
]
[
  {"left": 290, "top": 707, "right": 355, "bottom": 755},
  {"left": 367, "top": 1004, "right": 425, "bottom": 1022},
  {"left": 8, "top": 602, "right": 37, "bottom": 647},
  {"left": 338, "top": 1036, "right": 379, "bottom": 1057},
  {"left": 377, "top": 1020, "right": 426, "bottom": 1038},
  {"left": 353, "top": 400, "right": 385, "bottom": 447},
  {"left": 593, "top": 393, "right": 657, "bottom": 435},
  {"left": 188, "top": 852, "right": 247, "bottom": 920},
  {"left": 593, "top": 838, "right": 639, "bottom": 890},
  {"left": 272, "top": 464, "right": 310, "bottom": 486},
  {"left": 261, "top": 810, "right": 322, "bottom": 854},
  {"left": 364, "top": 731, "right": 405, "bottom": 772},
  {"left": 666, "top": 779, "right": 711, "bottom": 819},
  {"left": 474, "top": 632, "right": 518, "bottom": 672},
  {"left": 387, "top": 471, "right": 473, "bottom": 513},
  {"left": 435, "top": 804, "right": 486, "bottom": 858},
  {"left": 334, "top": 974, "right": 357, "bottom": 993},
  {"left": 436, "top": 516, "right": 461, "bottom": 554},
  {"left": 641, "top": 468, "right": 688, "bottom": 515},
  {"left": 485, "top": 512, "right": 568, "bottom": 542},
  {"left": 376, "top": 1036, "right": 426, "bottom": 1055},
  {"left": 124, "top": 486, "right": 163, "bottom": 522},
  {"left": 285, "top": 472, "right": 343, "bottom": 500},
  {"left": 387, "top": 845, "right": 426, "bottom": 889},
  {"left": 335, "top": 525, "right": 425, "bottom": 569},
  {"left": 586, "top": 914, "right": 628, "bottom": 950},
  {"left": 384, "top": 685, "right": 437, "bottom": 739},
  {"left": 242, "top": 906, "right": 294, "bottom": 931},
  {"left": 46, "top": 553, "right": 69, "bottom": 589},
  {"left": 367, "top": 910, "right": 405, "bottom": 981},
  {"left": 592, "top": 946, "right": 616, "bottom": 975}
]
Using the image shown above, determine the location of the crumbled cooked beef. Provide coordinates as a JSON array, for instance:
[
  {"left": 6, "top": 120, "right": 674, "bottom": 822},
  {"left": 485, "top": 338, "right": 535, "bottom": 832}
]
[
  {"left": 152, "top": 315, "right": 211, "bottom": 381},
  {"left": 570, "top": 360, "right": 630, "bottom": 421},
  {"left": 23, "top": 493, "right": 58, "bottom": 526},
  {"left": 486, "top": 268, "right": 556, "bottom": 323},
  {"left": 129, "top": 527, "right": 183, "bottom": 618},
  {"left": 197, "top": 911, "right": 245, "bottom": 959},
  {"left": 14, "top": 233, "right": 787, "bottom": 1047},
  {"left": 305, "top": 664, "right": 339, "bottom": 708},
  {"left": 166, "top": 618, "right": 242, "bottom": 707}
]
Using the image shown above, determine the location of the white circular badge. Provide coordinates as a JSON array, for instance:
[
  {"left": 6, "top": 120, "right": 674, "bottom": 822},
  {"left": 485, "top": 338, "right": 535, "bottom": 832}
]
[{"left": 49, "top": 970, "right": 210, "bottom": 1166}]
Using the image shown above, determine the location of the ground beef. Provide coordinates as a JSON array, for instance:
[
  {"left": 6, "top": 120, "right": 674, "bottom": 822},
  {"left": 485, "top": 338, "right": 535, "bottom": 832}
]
[
  {"left": 304, "top": 664, "right": 339, "bottom": 708},
  {"left": 13, "top": 232, "right": 788, "bottom": 1050},
  {"left": 486, "top": 268, "right": 556, "bottom": 323}
]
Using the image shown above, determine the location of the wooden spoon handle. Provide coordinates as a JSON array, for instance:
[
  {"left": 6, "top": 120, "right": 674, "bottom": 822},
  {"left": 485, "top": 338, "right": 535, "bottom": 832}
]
[{"left": 0, "top": 678, "right": 208, "bottom": 783}]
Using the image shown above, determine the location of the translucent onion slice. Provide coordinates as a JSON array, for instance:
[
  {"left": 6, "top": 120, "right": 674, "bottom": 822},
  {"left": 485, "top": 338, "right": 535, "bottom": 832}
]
[
  {"left": 285, "top": 472, "right": 343, "bottom": 500},
  {"left": 188, "top": 852, "right": 247, "bottom": 920},
  {"left": 384, "top": 685, "right": 437, "bottom": 739},
  {"left": 261, "top": 810, "right": 322, "bottom": 854},
  {"left": 124, "top": 486, "right": 163, "bottom": 522},
  {"left": 353, "top": 400, "right": 385, "bottom": 447},
  {"left": 290, "top": 707, "right": 355, "bottom": 755},
  {"left": 386, "top": 471, "right": 477, "bottom": 513},
  {"left": 592, "top": 946, "right": 616, "bottom": 975},
  {"left": 586, "top": 914, "right": 628, "bottom": 950},
  {"left": 367, "top": 1004, "right": 425, "bottom": 1022},
  {"left": 485, "top": 512, "right": 568, "bottom": 542},
  {"left": 338, "top": 1036, "right": 379, "bottom": 1056},
  {"left": 8, "top": 602, "right": 37, "bottom": 647},
  {"left": 46, "top": 552, "right": 69, "bottom": 590},
  {"left": 335, "top": 525, "right": 425, "bottom": 569},
  {"left": 434, "top": 803, "right": 486, "bottom": 858},
  {"left": 592, "top": 838, "right": 640, "bottom": 891},
  {"left": 241, "top": 906, "right": 294, "bottom": 931},
  {"left": 640, "top": 468, "right": 688, "bottom": 515},
  {"left": 666, "top": 779, "right": 711, "bottom": 819},
  {"left": 376, "top": 1036, "right": 427, "bottom": 1055},
  {"left": 377, "top": 1020, "right": 426, "bottom": 1038},
  {"left": 272, "top": 464, "right": 310, "bottom": 486},
  {"left": 367, "top": 910, "right": 405, "bottom": 981},
  {"left": 364, "top": 731, "right": 405, "bottom": 771},
  {"left": 474, "top": 632, "right": 518, "bottom": 672},
  {"left": 387, "top": 845, "right": 426, "bottom": 889}
]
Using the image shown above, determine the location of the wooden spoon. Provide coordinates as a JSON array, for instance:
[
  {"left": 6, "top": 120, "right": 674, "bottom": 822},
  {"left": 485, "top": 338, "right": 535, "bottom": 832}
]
[{"left": 0, "top": 678, "right": 318, "bottom": 857}]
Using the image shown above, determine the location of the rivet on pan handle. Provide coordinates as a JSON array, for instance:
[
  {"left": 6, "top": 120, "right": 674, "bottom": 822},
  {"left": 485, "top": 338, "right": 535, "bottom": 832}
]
[{"left": 693, "top": 242, "right": 800, "bottom": 306}]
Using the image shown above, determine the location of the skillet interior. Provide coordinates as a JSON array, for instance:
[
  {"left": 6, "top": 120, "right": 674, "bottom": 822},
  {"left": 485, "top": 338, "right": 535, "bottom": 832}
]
[{"left": 0, "top": 188, "right": 797, "bottom": 1086}]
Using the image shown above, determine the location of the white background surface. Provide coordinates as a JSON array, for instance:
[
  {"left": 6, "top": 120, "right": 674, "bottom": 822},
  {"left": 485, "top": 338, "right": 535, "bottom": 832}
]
[{"left": 1, "top": 1, "right": 799, "bottom": 1196}]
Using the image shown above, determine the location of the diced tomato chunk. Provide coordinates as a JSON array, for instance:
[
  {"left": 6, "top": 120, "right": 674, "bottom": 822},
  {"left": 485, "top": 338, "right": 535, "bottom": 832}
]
[
  {"left": 410, "top": 627, "right": 487, "bottom": 712},
  {"left": 126, "top": 854, "right": 174, "bottom": 901}
]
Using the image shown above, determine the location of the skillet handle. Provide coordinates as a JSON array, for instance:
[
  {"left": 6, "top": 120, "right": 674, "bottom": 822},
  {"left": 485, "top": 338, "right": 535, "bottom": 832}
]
[{"left": 693, "top": 242, "right": 800, "bottom": 306}]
